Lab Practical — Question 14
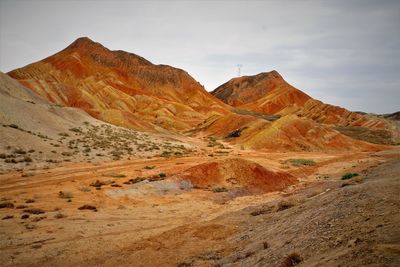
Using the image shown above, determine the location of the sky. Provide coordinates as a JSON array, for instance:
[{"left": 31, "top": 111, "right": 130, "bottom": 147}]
[{"left": 0, "top": 0, "right": 399, "bottom": 113}]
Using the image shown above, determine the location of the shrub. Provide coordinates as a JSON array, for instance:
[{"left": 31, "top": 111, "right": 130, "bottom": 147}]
[
  {"left": 69, "top": 127, "right": 81, "bottom": 133},
  {"left": 13, "top": 148, "right": 26, "bottom": 155},
  {"left": 79, "top": 187, "right": 91, "bottom": 192},
  {"left": 23, "top": 208, "right": 45, "bottom": 214},
  {"left": 288, "top": 159, "right": 316, "bottom": 166},
  {"left": 341, "top": 172, "right": 359, "bottom": 180},
  {"left": 54, "top": 212, "right": 66, "bottom": 219},
  {"left": 212, "top": 186, "right": 228, "bottom": 193},
  {"left": 144, "top": 165, "right": 155, "bottom": 170},
  {"left": 276, "top": 197, "right": 304, "bottom": 212},
  {"left": 23, "top": 157, "right": 32, "bottom": 162},
  {"left": 159, "top": 172, "right": 166, "bottom": 178},
  {"left": 102, "top": 172, "right": 126, "bottom": 178},
  {"left": 78, "top": 205, "right": 97, "bottom": 212},
  {"left": 0, "top": 202, "right": 14, "bottom": 208},
  {"left": 281, "top": 253, "right": 302, "bottom": 267}
]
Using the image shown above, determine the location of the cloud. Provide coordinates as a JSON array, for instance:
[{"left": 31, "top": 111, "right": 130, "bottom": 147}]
[{"left": 0, "top": 0, "right": 399, "bottom": 113}]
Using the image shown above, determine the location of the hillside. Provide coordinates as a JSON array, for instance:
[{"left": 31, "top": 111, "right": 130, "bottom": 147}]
[
  {"left": 8, "top": 37, "right": 229, "bottom": 132},
  {"left": 0, "top": 72, "right": 193, "bottom": 171},
  {"left": 212, "top": 70, "right": 399, "bottom": 144}
]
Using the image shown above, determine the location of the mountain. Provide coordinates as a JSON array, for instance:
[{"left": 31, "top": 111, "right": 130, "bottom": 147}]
[
  {"left": 212, "top": 70, "right": 399, "bottom": 144},
  {"left": 6, "top": 38, "right": 397, "bottom": 150},
  {"left": 382, "top": 111, "right": 400, "bottom": 121},
  {"left": 212, "top": 71, "right": 384, "bottom": 127},
  {"left": 8, "top": 37, "right": 229, "bottom": 132},
  {"left": 212, "top": 70, "right": 310, "bottom": 113}
]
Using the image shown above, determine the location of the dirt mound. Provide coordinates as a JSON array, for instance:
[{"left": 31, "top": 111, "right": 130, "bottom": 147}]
[
  {"left": 8, "top": 37, "right": 229, "bottom": 133},
  {"left": 181, "top": 158, "right": 296, "bottom": 193}
]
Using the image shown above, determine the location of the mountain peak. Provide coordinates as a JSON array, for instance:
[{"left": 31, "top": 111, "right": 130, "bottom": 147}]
[
  {"left": 66, "top": 36, "right": 104, "bottom": 50},
  {"left": 211, "top": 70, "right": 293, "bottom": 107}
]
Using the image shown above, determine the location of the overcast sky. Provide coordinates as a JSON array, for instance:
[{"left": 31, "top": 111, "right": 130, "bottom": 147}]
[{"left": 1, "top": 0, "right": 399, "bottom": 113}]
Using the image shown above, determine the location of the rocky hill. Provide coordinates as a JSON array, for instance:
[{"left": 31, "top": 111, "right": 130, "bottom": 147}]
[
  {"left": 8, "top": 37, "right": 229, "bottom": 132},
  {"left": 212, "top": 71, "right": 399, "bottom": 144}
]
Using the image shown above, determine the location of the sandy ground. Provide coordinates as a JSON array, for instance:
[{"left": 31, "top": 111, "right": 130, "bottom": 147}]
[{"left": 0, "top": 146, "right": 398, "bottom": 267}]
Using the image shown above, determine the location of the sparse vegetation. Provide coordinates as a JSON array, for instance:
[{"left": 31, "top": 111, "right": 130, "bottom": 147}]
[
  {"left": 78, "top": 205, "right": 97, "bottom": 212},
  {"left": 211, "top": 186, "right": 228, "bottom": 193},
  {"left": 23, "top": 208, "right": 45, "bottom": 214},
  {"left": 288, "top": 159, "right": 316, "bottom": 166},
  {"left": 276, "top": 198, "right": 303, "bottom": 212},
  {"left": 0, "top": 202, "right": 14, "bottom": 208},
  {"left": 342, "top": 176, "right": 363, "bottom": 187},
  {"left": 226, "top": 127, "right": 248, "bottom": 138},
  {"left": 280, "top": 253, "right": 302, "bottom": 267},
  {"left": 102, "top": 172, "right": 126, "bottom": 178},
  {"left": 342, "top": 172, "right": 359, "bottom": 180},
  {"left": 126, "top": 177, "right": 146, "bottom": 184},
  {"left": 79, "top": 186, "right": 91, "bottom": 192},
  {"left": 144, "top": 165, "right": 156, "bottom": 169},
  {"left": 250, "top": 206, "right": 274, "bottom": 216},
  {"left": 90, "top": 180, "right": 107, "bottom": 188},
  {"left": 54, "top": 212, "right": 66, "bottom": 219}
]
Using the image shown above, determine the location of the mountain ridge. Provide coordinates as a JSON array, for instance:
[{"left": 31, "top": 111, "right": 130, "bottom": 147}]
[{"left": 8, "top": 37, "right": 230, "bottom": 132}]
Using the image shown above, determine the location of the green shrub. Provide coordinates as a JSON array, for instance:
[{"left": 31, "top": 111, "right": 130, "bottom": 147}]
[
  {"left": 159, "top": 172, "right": 166, "bottom": 178},
  {"left": 288, "top": 159, "right": 316, "bottom": 166},
  {"left": 341, "top": 172, "right": 359, "bottom": 180}
]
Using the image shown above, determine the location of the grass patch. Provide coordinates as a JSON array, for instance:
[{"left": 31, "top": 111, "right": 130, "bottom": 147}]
[
  {"left": 288, "top": 159, "right": 316, "bottom": 166},
  {"left": 341, "top": 172, "right": 359, "bottom": 180}
]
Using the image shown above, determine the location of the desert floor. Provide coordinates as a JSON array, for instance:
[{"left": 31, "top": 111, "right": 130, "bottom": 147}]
[{"left": 0, "top": 146, "right": 399, "bottom": 267}]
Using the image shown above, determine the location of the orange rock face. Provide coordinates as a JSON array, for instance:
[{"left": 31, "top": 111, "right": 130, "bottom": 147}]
[
  {"left": 212, "top": 70, "right": 391, "bottom": 130},
  {"left": 212, "top": 71, "right": 311, "bottom": 114},
  {"left": 8, "top": 37, "right": 229, "bottom": 132}
]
